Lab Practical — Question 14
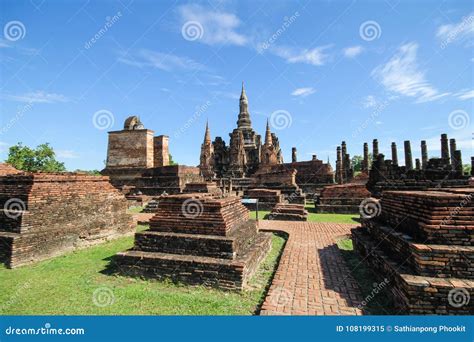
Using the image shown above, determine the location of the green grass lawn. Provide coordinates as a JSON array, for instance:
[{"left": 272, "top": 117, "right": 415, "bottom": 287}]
[
  {"left": 337, "top": 238, "right": 395, "bottom": 315},
  {"left": 249, "top": 204, "right": 358, "bottom": 224},
  {"left": 0, "top": 227, "right": 285, "bottom": 315}
]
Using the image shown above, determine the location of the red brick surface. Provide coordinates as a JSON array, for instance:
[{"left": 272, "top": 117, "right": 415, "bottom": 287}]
[{"left": 258, "top": 220, "right": 363, "bottom": 315}]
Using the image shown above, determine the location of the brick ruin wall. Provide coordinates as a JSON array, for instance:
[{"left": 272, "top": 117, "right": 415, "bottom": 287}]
[
  {"left": 0, "top": 173, "right": 135, "bottom": 268},
  {"left": 352, "top": 189, "right": 474, "bottom": 314}
]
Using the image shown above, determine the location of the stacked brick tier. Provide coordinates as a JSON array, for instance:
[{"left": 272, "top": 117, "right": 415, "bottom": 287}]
[
  {"left": 352, "top": 188, "right": 474, "bottom": 314},
  {"left": 115, "top": 193, "right": 272, "bottom": 290},
  {"left": 269, "top": 203, "right": 308, "bottom": 221},
  {"left": 0, "top": 173, "right": 134, "bottom": 268},
  {"left": 316, "top": 183, "right": 370, "bottom": 214},
  {"left": 0, "top": 163, "right": 21, "bottom": 176},
  {"left": 243, "top": 188, "right": 282, "bottom": 210},
  {"left": 183, "top": 182, "right": 222, "bottom": 196}
]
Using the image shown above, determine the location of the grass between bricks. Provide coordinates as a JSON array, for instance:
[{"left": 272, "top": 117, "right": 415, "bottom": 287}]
[
  {"left": 0, "top": 226, "right": 285, "bottom": 315},
  {"left": 337, "top": 238, "right": 395, "bottom": 315}
]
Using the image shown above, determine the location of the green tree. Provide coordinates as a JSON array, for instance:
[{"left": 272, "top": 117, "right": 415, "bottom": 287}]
[
  {"left": 169, "top": 154, "right": 177, "bottom": 166},
  {"left": 351, "top": 155, "right": 364, "bottom": 172},
  {"left": 6, "top": 143, "right": 66, "bottom": 172},
  {"left": 74, "top": 169, "right": 102, "bottom": 176},
  {"left": 463, "top": 164, "right": 471, "bottom": 176}
]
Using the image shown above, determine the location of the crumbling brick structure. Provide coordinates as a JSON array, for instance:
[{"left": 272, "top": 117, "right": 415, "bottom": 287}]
[
  {"left": 114, "top": 193, "right": 272, "bottom": 290},
  {"left": 316, "top": 181, "right": 370, "bottom": 214},
  {"left": 0, "top": 163, "right": 21, "bottom": 176},
  {"left": 352, "top": 188, "right": 474, "bottom": 314},
  {"left": 0, "top": 173, "right": 134, "bottom": 268},
  {"left": 243, "top": 188, "right": 283, "bottom": 210}
]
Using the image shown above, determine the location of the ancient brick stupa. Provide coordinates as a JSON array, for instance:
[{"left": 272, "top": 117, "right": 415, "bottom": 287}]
[
  {"left": 115, "top": 193, "right": 272, "bottom": 290},
  {"left": 353, "top": 188, "right": 474, "bottom": 314}
]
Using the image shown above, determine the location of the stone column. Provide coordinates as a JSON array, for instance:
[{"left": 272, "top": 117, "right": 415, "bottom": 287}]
[
  {"left": 363, "top": 143, "right": 369, "bottom": 172},
  {"left": 415, "top": 158, "right": 421, "bottom": 171},
  {"left": 421, "top": 140, "right": 428, "bottom": 170},
  {"left": 336, "top": 146, "right": 343, "bottom": 184},
  {"left": 449, "top": 139, "right": 457, "bottom": 166},
  {"left": 292, "top": 147, "right": 297, "bottom": 163},
  {"left": 441, "top": 134, "right": 449, "bottom": 161},
  {"left": 391, "top": 142, "right": 398, "bottom": 166},
  {"left": 373, "top": 139, "right": 379, "bottom": 158},
  {"left": 453, "top": 150, "right": 463, "bottom": 173},
  {"left": 404, "top": 140, "right": 413, "bottom": 171},
  {"left": 312, "top": 154, "right": 317, "bottom": 161},
  {"left": 471, "top": 157, "right": 474, "bottom": 176}
]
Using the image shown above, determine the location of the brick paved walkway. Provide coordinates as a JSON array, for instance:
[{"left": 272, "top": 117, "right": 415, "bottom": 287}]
[{"left": 258, "top": 220, "right": 364, "bottom": 315}]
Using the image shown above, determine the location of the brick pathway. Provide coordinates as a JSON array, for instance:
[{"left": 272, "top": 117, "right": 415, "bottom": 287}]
[{"left": 258, "top": 220, "right": 364, "bottom": 315}]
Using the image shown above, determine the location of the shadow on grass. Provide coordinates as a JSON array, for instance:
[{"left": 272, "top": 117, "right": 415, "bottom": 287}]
[{"left": 337, "top": 237, "right": 395, "bottom": 315}]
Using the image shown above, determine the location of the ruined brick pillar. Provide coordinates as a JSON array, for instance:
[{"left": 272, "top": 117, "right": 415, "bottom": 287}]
[
  {"left": 312, "top": 154, "right": 317, "bottom": 161},
  {"left": 453, "top": 150, "right": 463, "bottom": 173},
  {"left": 336, "top": 146, "right": 343, "bottom": 184},
  {"left": 373, "top": 139, "right": 379, "bottom": 158},
  {"left": 292, "top": 147, "right": 297, "bottom": 163},
  {"left": 154, "top": 135, "right": 170, "bottom": 167},
  {"left": 404, "top": 140, "right": 413, "bottom": 171},
  {"left": 391, "top": 142, "right": 398, "bottom": 166},
  {"left": 421, "top": 140, "right": 428, "bottom": 170},
  {"left": 415, "top": 158, "right": 421, "bottom": 171},
  {"left": 449, "top": 138, "right": 457, "bottom": 166},
  {"left": 441, "top": 134, "right": 449, "bottom": 161},
  {"left": 363, "top": 142, "right": 369, "bottom": 172},
  {"left": 471, "top": 157, "right": 474, "bottom": 176}
]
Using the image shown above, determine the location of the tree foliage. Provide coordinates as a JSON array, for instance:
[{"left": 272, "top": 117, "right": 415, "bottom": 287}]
[
  {"left": 6, "top": 143, "right": 66, "bottom": 172},
  {"left": 169, "top": 154, "right": 177, "bottom": 166}
]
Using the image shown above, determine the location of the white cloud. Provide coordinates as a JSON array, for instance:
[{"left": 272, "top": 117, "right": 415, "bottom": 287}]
[
  {"left": 271, "top": 45, "right": 331, "bottom": 66},
  {"left": 56, "top": 150, "right": 79, "bottom": 159},
  {"left": 177, "top": 4, "right": 247, "bottom": 46},
  {"left": 343, "top": 45, "right": 363, "bottom": 58},
  {"left": 436, "top": 13, "right": 474, "bottom": 46},
  {"left": 0, "top": 91, "right": 69, "bottom": 104},
  {"left": 119, "top": 49, "right": 207, "bottom": 72},
  {"left": 371, "top": 42, "right": 449, "bottom": 103},
  {"left": 291, "top": 87, "right": 315, "bottom": 97},
  {"left": 454, "top": 89, "right": 474, "bottom": 100}
]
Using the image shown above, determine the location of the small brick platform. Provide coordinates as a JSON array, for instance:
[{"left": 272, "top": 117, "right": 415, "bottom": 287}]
[
  {"left": 268, "top": 203, "right": 308, "bottom": 221},
  {"left": 115, "top": 193, "right": 272, "bottom": 290},
  {"left": 259, "top": 221, "right": 363, "bottom": 315},
  {"left": 316, "top": 183, "right": 370, "bottom": 214},
  {"left": 243, "top": 188, "right": 282, "bottom": 210}
]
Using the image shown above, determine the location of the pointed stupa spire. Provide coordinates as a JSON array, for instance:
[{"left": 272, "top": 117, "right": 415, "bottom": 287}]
[
  {"left": 264, "top": 119, "right": 273, "bottom": 146},
  {"left": 237, "top": 82, "right": 251, "bottom": 129},
  {"left": 204, "top": 120, "right": 211, "bottom": 143},
  {"left": 240, "top": 81, "right": 247, "bottom": 103}
]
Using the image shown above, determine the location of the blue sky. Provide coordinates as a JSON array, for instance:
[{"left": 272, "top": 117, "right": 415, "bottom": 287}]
[{"left": 0, "top": 0, "right": 472, "bottom": 170}]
